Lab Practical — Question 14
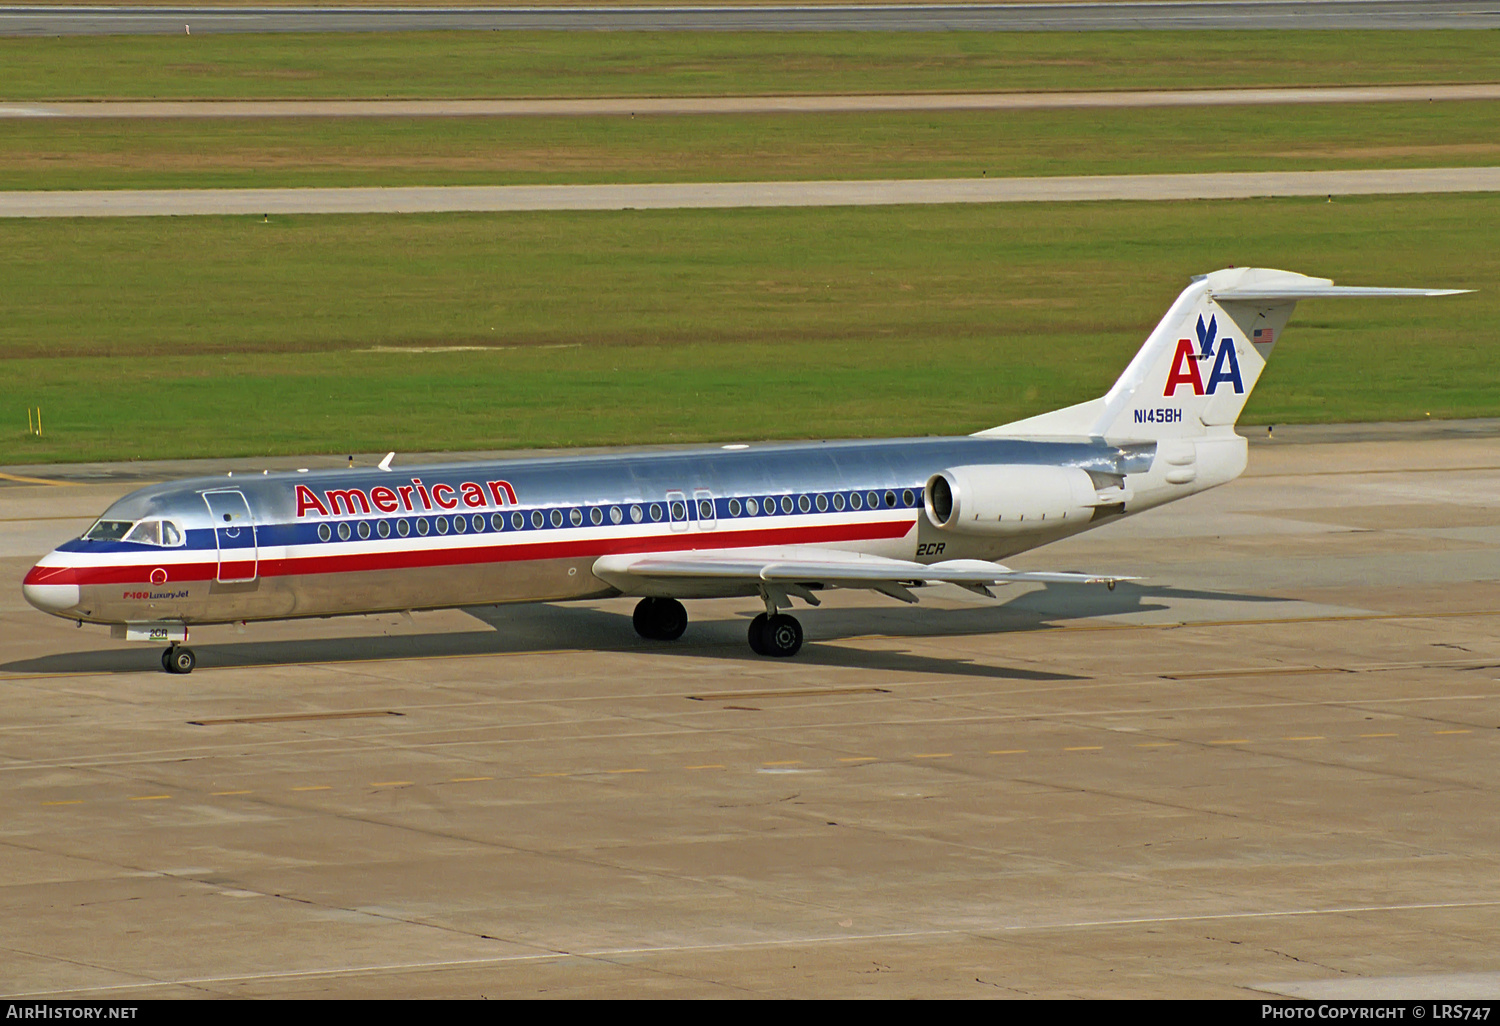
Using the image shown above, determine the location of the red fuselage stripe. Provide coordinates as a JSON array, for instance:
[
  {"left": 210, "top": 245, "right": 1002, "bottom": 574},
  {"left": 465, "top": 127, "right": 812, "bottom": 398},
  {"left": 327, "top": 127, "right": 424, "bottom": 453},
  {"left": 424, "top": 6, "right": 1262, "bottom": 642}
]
[{"left": 30, "top": 518, "right": 915, "bottom": 587}]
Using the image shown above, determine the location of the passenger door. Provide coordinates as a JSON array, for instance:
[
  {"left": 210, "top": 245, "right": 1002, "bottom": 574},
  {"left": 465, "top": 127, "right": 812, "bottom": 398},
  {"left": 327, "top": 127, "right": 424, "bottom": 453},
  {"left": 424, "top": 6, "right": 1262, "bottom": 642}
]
[{"left": 202, "top": 490, "right": 258, "bottom": 583}]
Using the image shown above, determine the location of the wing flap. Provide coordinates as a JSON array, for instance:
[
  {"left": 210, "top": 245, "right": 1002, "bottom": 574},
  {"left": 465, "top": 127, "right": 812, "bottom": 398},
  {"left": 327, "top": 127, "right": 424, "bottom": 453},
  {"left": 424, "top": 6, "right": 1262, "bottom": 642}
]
[{"left": 593, "top": 549, "right": 1132, "bottom": 598}]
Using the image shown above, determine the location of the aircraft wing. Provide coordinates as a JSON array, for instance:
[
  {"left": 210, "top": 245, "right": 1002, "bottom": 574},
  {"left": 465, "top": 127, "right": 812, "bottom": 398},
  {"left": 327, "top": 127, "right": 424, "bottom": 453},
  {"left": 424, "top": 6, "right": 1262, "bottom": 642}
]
[{"left": 593, "top": 548, "right": 1133, "bottom": 603}]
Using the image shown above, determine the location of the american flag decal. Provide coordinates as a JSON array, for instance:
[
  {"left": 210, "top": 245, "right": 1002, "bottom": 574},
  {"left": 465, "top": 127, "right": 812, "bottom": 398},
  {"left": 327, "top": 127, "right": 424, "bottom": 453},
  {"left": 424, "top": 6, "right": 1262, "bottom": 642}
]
[{"left": 1254, "top": 327, "right": 1275, "bottom": 344}]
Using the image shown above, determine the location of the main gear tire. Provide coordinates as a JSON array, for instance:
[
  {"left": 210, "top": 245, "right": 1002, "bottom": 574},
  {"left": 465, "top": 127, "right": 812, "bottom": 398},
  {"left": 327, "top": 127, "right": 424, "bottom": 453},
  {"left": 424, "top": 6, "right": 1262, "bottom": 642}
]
[
  {"left": 633, "top": 597, "right": 688, "bottom": 641},
  {"left": 748, "top": 613, "right": 771, "bottom": 655},
  {"left": 761, "top": 614, "right": 803, "bottom": 658}
]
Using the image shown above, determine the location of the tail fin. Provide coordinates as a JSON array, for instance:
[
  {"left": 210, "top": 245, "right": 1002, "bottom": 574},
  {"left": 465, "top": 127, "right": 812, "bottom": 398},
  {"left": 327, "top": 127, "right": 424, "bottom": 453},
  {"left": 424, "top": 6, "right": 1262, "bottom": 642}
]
[{"left": 979, "top": 267, "right": 1467, "bottom": 442}]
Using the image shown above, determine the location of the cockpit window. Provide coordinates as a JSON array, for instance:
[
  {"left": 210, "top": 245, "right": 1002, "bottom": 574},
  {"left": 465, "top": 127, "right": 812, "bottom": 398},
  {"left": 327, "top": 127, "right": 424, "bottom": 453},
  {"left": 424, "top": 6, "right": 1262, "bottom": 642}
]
[
  {"left": 84, "top": 519, "right": 133, "bottom": 542},
  {"left": 124, "top": 521, "right": 160, "bottom": 546},
  {"left": 103, "top": 520, "right": 187, "bottom": 547}
]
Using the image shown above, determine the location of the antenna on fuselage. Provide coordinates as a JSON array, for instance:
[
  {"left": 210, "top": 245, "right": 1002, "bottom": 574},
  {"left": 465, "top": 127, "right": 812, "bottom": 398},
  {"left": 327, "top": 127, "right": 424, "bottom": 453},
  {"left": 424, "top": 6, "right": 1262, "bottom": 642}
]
[{"left": 378, "top": 452, "right": 395, "bottom": 472}]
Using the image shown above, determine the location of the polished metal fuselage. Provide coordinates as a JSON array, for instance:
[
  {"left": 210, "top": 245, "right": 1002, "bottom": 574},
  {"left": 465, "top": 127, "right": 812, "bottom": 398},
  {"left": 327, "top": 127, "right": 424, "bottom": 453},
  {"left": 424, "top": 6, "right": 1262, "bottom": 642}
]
[{"left": 27, "top": 435, "right": 1155, "bottom": 627}]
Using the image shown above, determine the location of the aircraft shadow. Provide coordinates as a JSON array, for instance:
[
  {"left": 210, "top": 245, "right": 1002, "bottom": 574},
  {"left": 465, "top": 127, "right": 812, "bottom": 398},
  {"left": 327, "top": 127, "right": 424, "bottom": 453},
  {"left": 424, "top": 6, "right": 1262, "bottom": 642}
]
[{"left": 1, "top": 581, "right": 1288, "bottom": 681}]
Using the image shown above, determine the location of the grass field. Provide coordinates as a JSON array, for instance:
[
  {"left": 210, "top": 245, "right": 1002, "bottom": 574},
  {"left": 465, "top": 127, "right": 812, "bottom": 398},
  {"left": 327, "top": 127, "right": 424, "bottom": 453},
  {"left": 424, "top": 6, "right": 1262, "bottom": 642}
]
[
  {"left": 5, "top": 100, "right": 1500, "bottom": 191},
  {"left": 4, "top": 28, "right": 1494, "bottom": 464},
  {"left": 4, "top": 31, "right": 1500, "bottom": 101},
  {"left": 3, "top": 195, "right": 1493, "bottom": 464}
]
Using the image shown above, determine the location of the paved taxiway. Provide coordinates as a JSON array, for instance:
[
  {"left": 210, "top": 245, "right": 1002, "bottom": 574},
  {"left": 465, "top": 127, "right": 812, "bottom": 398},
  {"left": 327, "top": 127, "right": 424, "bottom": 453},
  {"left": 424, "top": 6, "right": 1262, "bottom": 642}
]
[
  {"left": 3, "top": 1, "right": 1499, "bottom": 36},
  {"left": 7, "top": 84, "right": 1500, "bottom": 120},
  {"left": 2, "top": 424, "right": 1498, "bottom": 997},
  {"left": 3, "top": 166, "right": 1497, "bottom": 218}
]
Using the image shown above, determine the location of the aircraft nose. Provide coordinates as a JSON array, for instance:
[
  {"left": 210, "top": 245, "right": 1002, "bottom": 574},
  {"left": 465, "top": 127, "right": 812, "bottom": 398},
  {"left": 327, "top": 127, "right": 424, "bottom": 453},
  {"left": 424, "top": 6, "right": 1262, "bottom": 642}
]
[{"left": 22, "top": 562, "right": 80, "bottom": 614}]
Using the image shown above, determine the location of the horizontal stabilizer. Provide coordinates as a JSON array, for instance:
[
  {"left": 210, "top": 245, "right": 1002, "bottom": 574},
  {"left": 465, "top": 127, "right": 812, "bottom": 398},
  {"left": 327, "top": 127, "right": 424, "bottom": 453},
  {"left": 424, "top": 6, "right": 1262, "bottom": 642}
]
[{"left": 1210, "top": 285, "right": 1471, "bottom": 300}]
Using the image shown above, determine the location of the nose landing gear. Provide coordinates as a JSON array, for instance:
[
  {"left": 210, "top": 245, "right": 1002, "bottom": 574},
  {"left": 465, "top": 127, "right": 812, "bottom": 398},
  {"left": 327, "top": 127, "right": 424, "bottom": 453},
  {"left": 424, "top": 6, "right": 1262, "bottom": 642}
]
[{"left": 162, "top": 645, "right": 196, "bottom": 674}]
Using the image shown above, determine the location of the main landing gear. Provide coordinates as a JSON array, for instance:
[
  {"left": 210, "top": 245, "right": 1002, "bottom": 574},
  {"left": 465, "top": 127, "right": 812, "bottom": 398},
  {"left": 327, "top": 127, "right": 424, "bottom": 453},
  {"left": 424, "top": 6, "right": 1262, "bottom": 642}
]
[
  {"left": 748, "top": 612, "right": 803, "bottom": 658},
  {"left": 631, "top": 596, "right": 805, "bottom": 658},
  {"left": 632, "top": 597, "right": 688, "bottom": 641},
  {"left": 161, "top": 645, "right": 196, "bottom": 674}
]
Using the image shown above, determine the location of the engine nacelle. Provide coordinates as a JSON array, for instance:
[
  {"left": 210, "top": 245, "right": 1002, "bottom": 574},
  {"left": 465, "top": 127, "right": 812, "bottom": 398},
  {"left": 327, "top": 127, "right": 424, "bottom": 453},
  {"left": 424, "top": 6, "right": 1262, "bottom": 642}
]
[{"left": 924, "top": 464, "right": 1100, "bottom": 535}]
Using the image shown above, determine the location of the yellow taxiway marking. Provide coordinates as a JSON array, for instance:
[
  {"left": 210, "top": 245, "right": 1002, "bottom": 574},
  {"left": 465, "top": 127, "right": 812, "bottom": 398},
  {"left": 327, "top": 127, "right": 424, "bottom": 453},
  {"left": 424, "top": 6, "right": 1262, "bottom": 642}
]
[
  {"left": 1136, "top": 742, "right": 1179, "bottom": 748},
  {"left": 1284, "top": 735, "right": 1326, "bottom": 741},
  {"left": 533, "top": 772, "right": 572, "bottom": 778},
  {"left": 1047, "top": 609, "right": 1500, "bottom": 636},
  {"left": 687, "top": 685, "right": 890, "bottom": 701},
  {"left": 42, "top": 800, "right": 85, "bottom": 806},
  {"left": 838, "top": 756, "right": 877, "bottom": 763},
  {"left": 685, "top": 764, "right": 726, "bottom": 770},
  {"left": 605, "top": 768, "right": 647, "bottom": 774},
  {"left": 913, "top": 753, "right": 953, "bottom": 759},
  {"left": 211, "top": 790, "right": 253, "bottom": 796},
  {"left": 290, "top": 785, "right": 330, "bottom": 792},
  {"left": 1063, "top": 746, "right": 1103, "bottom": 752},
  {"left": 1163, "top": 666, "right": 1352, "bottom": 681},
  {"left": 1434, "top": 729, "right": 1473, "bottom": 735},
  {"left": 190, "top": 709, "right": 401, "bottom": 726},
  {"left": 1360, "top": 733, "right": 1398, "bottom": 738},
  {"left": 762, "top": 760, "right": 802, "bottom": 767},
  {"left": 129, "top": 795, "right": 171, "bottom": 801},
  {"left": 371, "top": 780, "right": 414, "bottom": 787},
  {"left": 0, "top": 470, "right": 80, "bottom": 486},
  {"left": 449, "top": 776, "right": 493, "bottom": 783},
  {"left": 1210, "top": 739, "right": 1251, "bottom": 745},
  {"left": 989, "top": 749, "right": 1027, "bottom": 755}
]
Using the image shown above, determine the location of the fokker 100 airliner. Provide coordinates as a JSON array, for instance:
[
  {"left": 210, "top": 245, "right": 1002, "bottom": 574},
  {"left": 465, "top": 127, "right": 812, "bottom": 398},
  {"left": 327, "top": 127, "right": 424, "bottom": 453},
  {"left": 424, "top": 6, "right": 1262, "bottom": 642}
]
[{"left": 23, "top": 268, "right": 1466, "bottom": 673}]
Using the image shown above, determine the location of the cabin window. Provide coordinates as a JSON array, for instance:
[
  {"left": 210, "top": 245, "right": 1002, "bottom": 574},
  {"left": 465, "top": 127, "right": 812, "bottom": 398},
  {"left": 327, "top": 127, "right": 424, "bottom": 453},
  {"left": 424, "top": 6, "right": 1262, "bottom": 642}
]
[
  {"left": 531, "top": 510, "right": 545, "bottom": 529},
  {"left": 630, "top": 505, "right": 643, "bottom": 523},
  {"left": 453, "top": 515, "right": 466, "bottom": 534},
  {"left": 84, "top": 519, "right": 134, "bottom": 542},
  {"left": 815, "top": 494, "right": 829, "bottom": 512},
  {"left": 850, "top": 492, "right": 863, "bottom": 510},
  {"left": 551, "top": 509, "right": 564, "bottom": 528},
  {"left": 649, "top": 504, "right": 663, "bottom": 522},
  {"left": 318, "top": 523, "right": 332, "bottom": 542},
  {"left": 473, "top": 514, "right": 486, "bottom": 533},
  {"left": 512, "top": 511, "right": 525, "bottom": 530},
  {"left": 337, "top": 522, "right": 351, "bottom": 540},
  {"left": 670, "top": 501, "right": 687, "bottom": 522},
  {"left": 698, "top": 499, "right": 712, "bottom": 520},
  {"left": 417, "top": 518, "right": 430, "bottom": 536},
  {"left": 378, "top": 520, "right": 391, "bottom": 539},
  {"left": 570, "top": 508, "right": 584, "bottom": 527},
  {"left": 491, "top": 513, "right": 504, "bottom": 531},
  {"left": 798, "top": 495, "right": 811, "bottom": 513},
  {"left": 397, "top": 519, "right": 410, "bottom": 537},
  {"left": 884, "top": 490, "right": 897, "bottom": 508},
  {"left": 745, "top": 498, "right": 759, "bottom": 516},
  {"left": 591, "top": 507, "right": 604, "bottom": 526},
  {"left": 867, "top": 491, "right": 879, "bottom": 509},
  {"left": 610, "top": 506, "right": 624, "bottom": 525},
  {"left": 728, "top": 498, "right": 742, "bottom": 517},
  {"left": 780, "top": 496, "right": 794, "bottom": 514},
  {"left": 436, "top": 517, "right": 449, "bottom": 535},
  {"left": 357, "top": 521, "right": 371, "bottom": 539},
  {"left": 902, "top": 489, "right": 916, "bottom": 507},
  {"left": 832, "top": 493, "right": 845, "bottom": 511}
]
